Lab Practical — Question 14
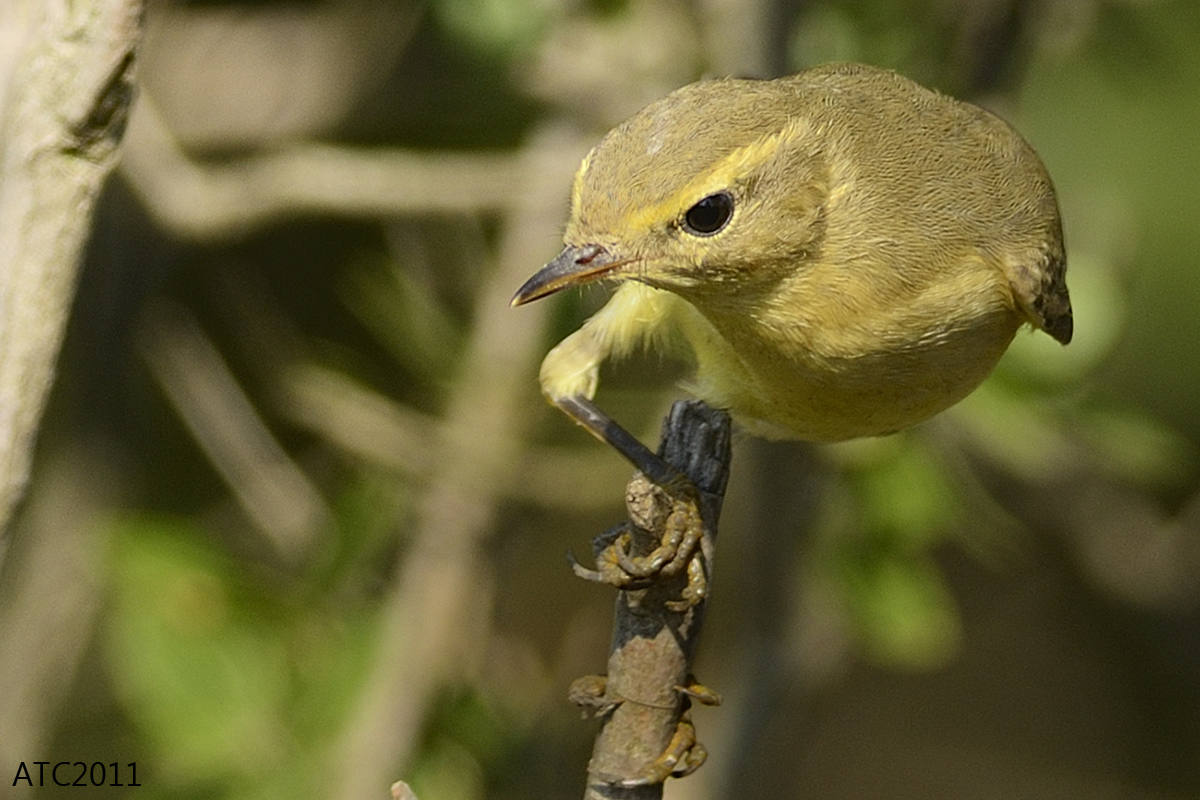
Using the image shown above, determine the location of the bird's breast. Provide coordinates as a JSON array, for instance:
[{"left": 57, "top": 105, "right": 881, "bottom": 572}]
[{"left": 679, "top": 279, "right": 1022, "bottom": 441}]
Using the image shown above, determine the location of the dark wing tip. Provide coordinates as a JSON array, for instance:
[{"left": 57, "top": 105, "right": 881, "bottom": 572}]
[
  {"left": 1043, "top": 309, "right": 1073, "bottom": 345},
  {"left": 1012, "top": 244, "right": 1072, "bottom": 346}
]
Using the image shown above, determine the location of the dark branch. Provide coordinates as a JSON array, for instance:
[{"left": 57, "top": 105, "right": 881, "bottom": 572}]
[{"left": 577, "top": 399, "right": 732, "bottom": 799}]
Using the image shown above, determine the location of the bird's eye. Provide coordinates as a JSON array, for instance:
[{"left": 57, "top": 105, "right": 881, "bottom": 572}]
[{"left": 682, "top": 192, "right": 734, "bottom": 236}]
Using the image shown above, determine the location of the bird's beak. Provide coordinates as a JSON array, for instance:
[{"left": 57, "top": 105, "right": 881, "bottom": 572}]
[{"left": 510, "top": 244, "right": 631, "bottom": 307}]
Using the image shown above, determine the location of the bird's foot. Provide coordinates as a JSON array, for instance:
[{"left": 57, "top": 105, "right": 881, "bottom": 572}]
[
  {"left": 570, "top": 472, "right": 708, "bottom": 609},
  {"left": 609, "top": 677, "right": 721, "bottom": 787},
  {"left": 568, "top": 674, "right": 619, "bottom": 719}
]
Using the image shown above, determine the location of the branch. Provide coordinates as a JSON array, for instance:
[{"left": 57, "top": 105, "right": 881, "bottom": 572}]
[
  {"left": 327, "top": 124, "right": 588, "bottom": 800},
  {"left": 138, "top": 302, "right": 332, "bottom": 561},
  {"left": 0, "top": 0, "right": 143, "bottom": 539},
  {"left": 119, "top": 100, "right": 524, "bottom": 240},
  {"left": 581, "top": 400, "right": 732, "bottom": 799},
  {"left": 279, "top": 361, "right": 637, "bottom": 510}
]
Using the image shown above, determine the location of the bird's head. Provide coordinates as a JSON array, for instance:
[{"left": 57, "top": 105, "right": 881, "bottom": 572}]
[{"left": 512, "top": 77, "right": 829, "bottom": 310}]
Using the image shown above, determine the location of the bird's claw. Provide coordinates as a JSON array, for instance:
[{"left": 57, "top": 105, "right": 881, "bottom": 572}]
[
  {"left": 611, "top": 678, "right": 720, "bottom": 787},
  {"left": 568, "top": 674, "right": 620, "bottom": 718},
  {"left": 614, "top": 717, "right": 707, "bottom": 786},
  {"left": 571, "top": 473, "right": 708, "bottom": 609}
]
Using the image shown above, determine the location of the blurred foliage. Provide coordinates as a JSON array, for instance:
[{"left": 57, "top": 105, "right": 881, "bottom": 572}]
[
  {"left": 432, "top": 0, "right": 554, "bottom": 56},
  {"left": 821, "top": 436, "right": 968, "bottom": 668},
  {"left": 104, "top": 502, "right": 385, "bottom": 797},
  {"left": 5, "top": 0, "right": 1200, "bottom": 799}
]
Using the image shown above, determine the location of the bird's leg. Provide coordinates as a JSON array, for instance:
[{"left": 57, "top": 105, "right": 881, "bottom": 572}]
[
  {"left": 555, "top": 394, "right": 709, "bottom": 608},
  {"left": 552, "top": 394, "right": 684, "bottom": 487}
]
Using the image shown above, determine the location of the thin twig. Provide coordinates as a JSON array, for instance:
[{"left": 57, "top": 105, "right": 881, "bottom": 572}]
[{"left": 581, "top": 400, "right": 731, "bottom": 799}]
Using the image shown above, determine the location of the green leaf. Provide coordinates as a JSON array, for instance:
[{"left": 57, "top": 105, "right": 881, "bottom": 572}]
[{"left": 104, "top": 516, "right": 289, "bottom": 788}]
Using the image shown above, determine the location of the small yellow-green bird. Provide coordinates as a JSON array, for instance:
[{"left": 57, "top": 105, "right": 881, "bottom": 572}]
[{"left": 513, "top": 62, "right": 1071, "bottom": 455}]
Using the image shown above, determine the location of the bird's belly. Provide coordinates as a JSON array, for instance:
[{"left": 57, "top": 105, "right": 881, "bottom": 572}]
[{"left": 685, "top": 310, "right": 1020, "bottom": 442}]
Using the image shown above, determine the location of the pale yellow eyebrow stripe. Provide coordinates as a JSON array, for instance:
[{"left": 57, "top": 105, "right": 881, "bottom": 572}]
[{"left": 578, "top": 117, "right": 812, "bottom": 234}]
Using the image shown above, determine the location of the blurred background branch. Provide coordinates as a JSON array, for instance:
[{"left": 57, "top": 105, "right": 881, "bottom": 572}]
[
  {"left": 120, "top": 100, "right": 525, "bottom": 239},
  {"left": 0, "top": 0, "right": 142, "bottom": 542},
  {"left": 139, "top": 301, "right": 331, "bottom": 561},
  {"left": 328, "top": 123, "right": 582, "bottom": 800},
  {"left": 0, "top": 0, "right": 142, "bottom": 791}
]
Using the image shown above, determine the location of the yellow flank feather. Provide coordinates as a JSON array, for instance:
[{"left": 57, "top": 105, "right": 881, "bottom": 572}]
[{"left": 515, "top": 62, "right": 1072, "bottom": 443}]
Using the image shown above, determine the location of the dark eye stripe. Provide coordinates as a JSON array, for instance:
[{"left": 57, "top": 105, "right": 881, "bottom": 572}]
[{"left": 682, "top": 192, "right": 734, "bottom": 236}]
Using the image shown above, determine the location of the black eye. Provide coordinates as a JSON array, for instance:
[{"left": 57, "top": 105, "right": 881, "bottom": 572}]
[{"left": 682, "top": 192, "right": 734, "bottom": 236}]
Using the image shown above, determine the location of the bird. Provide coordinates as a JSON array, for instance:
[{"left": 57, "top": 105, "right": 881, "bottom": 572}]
[
  {"left": 511, "top": 65, "right": 1073, "bottom": 784},
  {"left": 513, "top": 62, "right": 1071, "bottom": 455}
]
